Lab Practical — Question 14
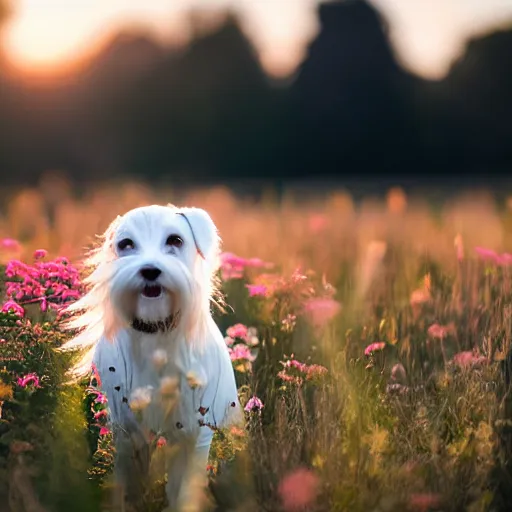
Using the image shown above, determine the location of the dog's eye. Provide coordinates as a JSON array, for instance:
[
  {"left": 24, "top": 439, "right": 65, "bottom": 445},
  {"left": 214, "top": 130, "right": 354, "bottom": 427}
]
[
  {"left": 117, "top": 238, "right": 135, "bottom": 251},
  {"left": 166, "top": 235, "right": 183, "bottom": 248}
]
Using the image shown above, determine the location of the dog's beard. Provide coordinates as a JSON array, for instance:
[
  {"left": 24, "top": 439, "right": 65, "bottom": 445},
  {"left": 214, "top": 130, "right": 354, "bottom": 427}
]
[
  {"left": 136, "top": 292, "right": 173, "bottom": 322},
  {"left": 108, "top": 257, "right": 194, "bottom": 328},
  {"left": 118, "top": 289, "right": 174, "bottom": 323}
]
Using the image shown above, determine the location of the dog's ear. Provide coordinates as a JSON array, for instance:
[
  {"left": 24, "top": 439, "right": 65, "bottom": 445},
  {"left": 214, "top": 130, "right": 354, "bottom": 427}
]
[{"left": 175, "top": 207, "right": 220, "bottom": 261}]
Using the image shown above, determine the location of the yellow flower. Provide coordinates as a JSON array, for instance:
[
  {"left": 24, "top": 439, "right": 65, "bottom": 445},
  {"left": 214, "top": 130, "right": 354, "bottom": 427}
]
[{"left": 0, "top": 380, "right": 13, "bottom": 401}]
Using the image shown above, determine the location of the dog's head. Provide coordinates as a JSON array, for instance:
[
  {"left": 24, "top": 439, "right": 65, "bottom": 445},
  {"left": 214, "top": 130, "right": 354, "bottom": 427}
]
[
  {"left": 64, "top": 204, "right": 221, "bottom": 352},
  {"left": 106, "top": 204, "right": 219, "bottom": 329}
]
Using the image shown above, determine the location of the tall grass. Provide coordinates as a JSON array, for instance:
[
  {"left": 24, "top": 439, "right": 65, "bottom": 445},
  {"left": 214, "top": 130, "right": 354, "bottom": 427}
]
[{"left": 1, "top": 180, "right": 512, "bottom": 511}]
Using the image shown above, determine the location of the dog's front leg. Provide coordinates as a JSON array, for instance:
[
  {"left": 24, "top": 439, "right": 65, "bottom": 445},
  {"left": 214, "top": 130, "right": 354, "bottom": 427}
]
[
  {"left": 164, "top": 441, "right": 210, "bottom": 512},
  {"left": 112, "top": 427, "right": 150, "bottom": 512}
]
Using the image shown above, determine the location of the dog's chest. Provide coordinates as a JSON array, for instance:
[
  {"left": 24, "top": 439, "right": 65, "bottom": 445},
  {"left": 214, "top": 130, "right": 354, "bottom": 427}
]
[{"left": 97, "top": 332, "right": 213, "bottom": 443}]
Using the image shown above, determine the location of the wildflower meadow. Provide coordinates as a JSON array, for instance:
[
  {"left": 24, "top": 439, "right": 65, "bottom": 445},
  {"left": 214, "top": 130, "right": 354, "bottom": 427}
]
[{"left": 1, "top": 182, "right": 512, "bottom": 511}]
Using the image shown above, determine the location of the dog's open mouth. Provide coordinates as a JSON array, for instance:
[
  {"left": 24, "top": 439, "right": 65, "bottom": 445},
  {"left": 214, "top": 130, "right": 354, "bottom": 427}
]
[{"left": 142, "top": 285, "right": 163, "bottom": 298}]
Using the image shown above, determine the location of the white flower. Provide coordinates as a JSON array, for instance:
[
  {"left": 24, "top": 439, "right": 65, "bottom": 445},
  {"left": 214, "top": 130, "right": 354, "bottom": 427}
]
[
  {"left": 160, "top": 376, "right": 179, "bottom": 396},
  {"left": 152, "top": 349, "right": 168, "bottom": 370},
  {"left": 281, "top": 314, "right": 297, "bottom": 333},
  {"left": 186, "top": 371, "right": 203, "bottom": 389},
  {"left": 247, "top": 335, "right": 259, "bottom": 346},
  {"left": 129, "top": 386, "right": 153, "bottom": 411},
  {"left": 247, "top": 327, "right": 258, "bottom": 337}
]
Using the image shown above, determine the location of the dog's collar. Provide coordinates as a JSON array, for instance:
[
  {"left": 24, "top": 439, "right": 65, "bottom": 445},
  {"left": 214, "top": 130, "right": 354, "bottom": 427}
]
[{"left": 131, "top": 311, "right": 180, "bottom": 334}]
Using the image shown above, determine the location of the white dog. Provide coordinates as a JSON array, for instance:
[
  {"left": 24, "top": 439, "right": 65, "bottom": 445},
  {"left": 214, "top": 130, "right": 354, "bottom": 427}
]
[{"left": 60, "top": 204, "right": 241, "bottom": 512}]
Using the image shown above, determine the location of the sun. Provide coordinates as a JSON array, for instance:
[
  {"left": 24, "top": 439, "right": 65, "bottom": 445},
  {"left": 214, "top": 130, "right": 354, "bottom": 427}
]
[
  {"left": 3, "top": 0, "right": 315, "bottom": 77},
  {"left": 3, "top": 1, "right": 105, "bottom": 71}
]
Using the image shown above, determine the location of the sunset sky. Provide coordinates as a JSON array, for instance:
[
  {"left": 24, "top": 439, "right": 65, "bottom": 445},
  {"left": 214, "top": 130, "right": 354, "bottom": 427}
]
[{"left": 4, "top": 0, "right": 512, "bottom": 79}]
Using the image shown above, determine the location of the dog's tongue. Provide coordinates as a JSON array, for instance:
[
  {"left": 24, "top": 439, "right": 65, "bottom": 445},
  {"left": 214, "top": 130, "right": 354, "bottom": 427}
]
[{"left": 142, "top": 285, "right": 162, "bottom": 298}]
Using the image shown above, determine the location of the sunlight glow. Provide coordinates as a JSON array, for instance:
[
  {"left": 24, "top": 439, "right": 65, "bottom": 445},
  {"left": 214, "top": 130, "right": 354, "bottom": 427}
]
[{"left": 3, "top": 0, "right": 512, "bottom": 79}]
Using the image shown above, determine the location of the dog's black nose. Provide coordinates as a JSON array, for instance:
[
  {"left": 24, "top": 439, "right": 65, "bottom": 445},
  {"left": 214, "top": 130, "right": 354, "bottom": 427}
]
[{"left": 140, "top": 266, "right": 162, "bottom": 281}]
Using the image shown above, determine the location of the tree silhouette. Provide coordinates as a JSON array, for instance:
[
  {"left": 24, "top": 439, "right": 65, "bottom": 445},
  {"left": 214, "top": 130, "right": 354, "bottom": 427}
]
[
  {"left": 446, "top": 30, "right": 512, "bottom": 166},
  {"left": 0, "top": 1, "right": 512, "bottom": 189},
  {"left": 118, "top": 12, "right": 277, "bottom": 182},
  {"left": 290, "top": 0, "right": 417, "bottom": 181},
  {"left": 408, "top": 27, "right": 512, "bottom": 186},
  {"left": 63, "top": 31, "right": 166, "bottom": 181}
]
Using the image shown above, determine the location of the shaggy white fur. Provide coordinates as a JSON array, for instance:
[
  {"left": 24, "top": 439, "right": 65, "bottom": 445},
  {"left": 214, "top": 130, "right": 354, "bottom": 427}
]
[{"left": 60, "top": 204, "right": 241, "bottom": 511}]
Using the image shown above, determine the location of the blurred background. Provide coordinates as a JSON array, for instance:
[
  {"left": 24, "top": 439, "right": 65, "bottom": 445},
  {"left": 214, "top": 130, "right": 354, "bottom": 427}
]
[
  {"left": 0, "top": 0, "right": 511, "bottom": 198},
  {"left": 4, "top": 5, "right": 512, "bottom": 512}
]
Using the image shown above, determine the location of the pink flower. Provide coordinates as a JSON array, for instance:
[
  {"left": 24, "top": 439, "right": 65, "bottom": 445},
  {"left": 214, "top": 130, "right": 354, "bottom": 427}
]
[
  {"left": 305, "top": 364, "right": 328, "bottom": 381},
  {"left": 226, "top": 323, "right": 248, "bottom": 340},
  {"left": 90, "top": 363, "right": 102, "bottom": 387},
  {"left": 278, "top": 467, "right": 320, "bottom": 511},
  {"left": 156, "top": 436, "right": 167, "bottom": 448},
  {"left": 246, "top": 257, "right": 273, "bottom": 269},
  {"left": 391, "top": 363, "right": 407, "bottom": 383},
  {"left": 303, "top": 298, "right": 341, "bottom": 327},
  {"left": 283, "top": 359, "right": 308, "bottom": 372},
  {"left": 497, "top": 253, "right": 512, "bottom": 266},
  {"left": 5, "top": 259, "right": 25, "bottom": 277},
  {"left": 291, "top": 268, "right": 308, "bottom": 283},
  {"left": 221, "top": 252, "right": 247, "bottom": 266},
  {"left": 427, "top": 323, "right": 455, "bottom": 339},
  {"left": 94, "top": 392, "right": 108, "bottom": 404},
  {"left": 1, "top": 238, "right": 21, "bottom": 251},
  {"left": 278, "top": 358, "right": 328, "bottom": 386},
  {"left": 410, "top": 288, "right": 430, "bottom": 307},
  {"left": 250, "top": 269, "right": 319, "bottom": 300},
  {"left": 364, "top": 342, "right": 386, "bottom": 357},
  {"left": 99, "top": 427, "right": 110, "bottom": 436},
  {"left": 219, "top": 252, "right": 273, "bottom": 281},
  {"left": 221, "top": 267, "right": 244, "bottom": 280},
  {"left": 278, "top": 359, "right": 307, "bottom": 385},
  {"left": 33, "top": 249, "right": 47, "bottom": 260},
  {"left": 278, "top": 370, "right": 304, "bottom": 385},
  {"left": 475, "top": 246, "right": 499, "bottom": 262},
  {"left": 308, "top": 214, "right": 328, "bottom": 234},
  {"left": 1, "top": 300, "right": 24, "bottom": 317},
  {"left": 93, "top": 409, "right": 108, "bottom": 420},
  {"left": 220, "top": 252, "right": 247, "bottom": 280},
  {"left": 244, "top": 396, "right": 264, "bottom": 412},
  {"left": 408, "top": 493, "right": 442, "bottom": 512},
  {"left": 246, "top": 284, "right": 268, "bottom": 297},
  {"left": 452, "top": 351, "right": 487, "bottom": 369},
  {"left": 473, "top": 247, "right": 512, "bottom": 266},
  {"left": 60, "top": 289, "right": 81, "bottom": 300},
  {"left": 3, "top": 254, "right": 83, "bottom": 314},
  {"left": 229, "top": 344, "right": 256, "bottom": 362},
  {"left": 40, "top": 297, "right": 48, "bottom": 312},
  {"left": 17, "top": 373, "right": 41, "bottom": 389}
]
